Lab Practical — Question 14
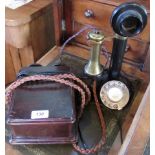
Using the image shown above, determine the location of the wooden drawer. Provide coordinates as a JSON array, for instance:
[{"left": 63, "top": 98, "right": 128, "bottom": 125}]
[
  {"left": 72, "top": 0, "right": 114, "bottom": 33},
  {"left": 72, "top": 0, "right": 150, "bottom": 42},
  {"left": 73, "top": 22, "right": 149, "bottom": 63}
]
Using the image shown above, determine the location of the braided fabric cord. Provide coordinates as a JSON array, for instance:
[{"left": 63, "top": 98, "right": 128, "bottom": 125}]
[
  {"left": 5, "top": 74, "right": 106, "bottom": 154},
  {"left": 6, "top": 74, "right": 90, "bottom": 118},
  {"left": 72, "top": 80, "right": 106, "bottom": 154}
]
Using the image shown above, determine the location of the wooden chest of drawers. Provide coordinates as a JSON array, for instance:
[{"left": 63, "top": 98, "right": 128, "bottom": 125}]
[
  {"left": 64, "top": 0, "right": 150, "bottom": 71},
  {"left": 72, "top": 0, "right": 150, "bottom": 41}
]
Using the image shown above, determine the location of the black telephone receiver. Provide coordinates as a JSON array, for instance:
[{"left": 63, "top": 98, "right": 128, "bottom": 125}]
[
  {"left": 85, "top": 2, "right": 147, "bottom": 110},
  {"left": 109, "top": 2, "right": 147, "bottom": 80}
]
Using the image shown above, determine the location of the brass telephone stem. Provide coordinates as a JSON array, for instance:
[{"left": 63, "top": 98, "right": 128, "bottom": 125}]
[
  {"left": 90, "top": 42, "right": 102, "bottom": 70},
  {"left": 85, "top": 31, "right": 105, "bottom": 76}
]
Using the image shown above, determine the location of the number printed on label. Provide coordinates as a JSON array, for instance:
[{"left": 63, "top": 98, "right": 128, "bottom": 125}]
[{"left": 31, "top": 110, "right": 49, "bottom": 119}]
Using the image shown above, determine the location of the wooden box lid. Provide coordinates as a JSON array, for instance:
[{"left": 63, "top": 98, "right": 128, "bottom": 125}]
[{"left": 7, "top": 82, "right": 76, "bottom": 123}]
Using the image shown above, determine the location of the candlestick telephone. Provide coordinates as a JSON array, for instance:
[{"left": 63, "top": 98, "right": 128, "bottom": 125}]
[
  {"left": 85, "top": 2, "right": 147, "bottom": 110},
  {"left": 6, "top": 2, "right": 147, "bottom": 154}
]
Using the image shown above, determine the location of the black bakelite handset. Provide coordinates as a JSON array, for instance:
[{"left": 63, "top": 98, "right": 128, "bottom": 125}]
[{"left": 109, "top": 2, "right": 147, "bottom": 79}]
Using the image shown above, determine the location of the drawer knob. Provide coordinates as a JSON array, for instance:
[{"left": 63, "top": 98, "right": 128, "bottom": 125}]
[
  {"left": 125, "top": 44, "right": 131, "bottom": 52},
  {"left": 84, "top": 9, "right": 94, "bottom": 18}
]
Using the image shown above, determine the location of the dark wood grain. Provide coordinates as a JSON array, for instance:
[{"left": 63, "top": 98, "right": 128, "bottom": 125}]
[
  {"left": 5, "top": 44, "right": 16, "bottom": 84},
  {"left": 63, "top": 0, "right": 73, "bottom": 39}
]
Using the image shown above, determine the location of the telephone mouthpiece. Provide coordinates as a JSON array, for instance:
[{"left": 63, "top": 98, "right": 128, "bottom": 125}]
[{"left": 111, "top": 2, "right": 147, "bottom": 37}]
